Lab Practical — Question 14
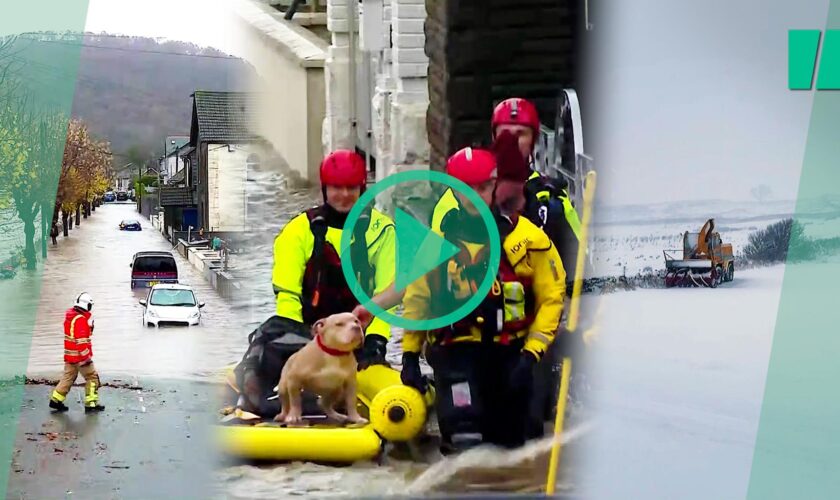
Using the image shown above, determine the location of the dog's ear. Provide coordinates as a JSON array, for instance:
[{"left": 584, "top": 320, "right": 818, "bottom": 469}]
[{"left": 311, "top": 319, "right": 326, "bottom": 337}]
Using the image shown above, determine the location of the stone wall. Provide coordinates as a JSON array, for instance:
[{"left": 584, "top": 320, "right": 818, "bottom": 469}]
[
  {"left": 232, "top": 0, "right": 328, "bottom": 184},
  {"left": 326, "top": 0, "right": 431, "bottom": 182},
  {"left": 425, "top": 0, "right": 580, "bottom": 171}
]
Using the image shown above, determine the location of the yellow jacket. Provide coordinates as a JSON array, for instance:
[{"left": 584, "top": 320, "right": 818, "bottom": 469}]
[
  {"left": 430, "top": 188, "right": 459, "bottom": 232},
  {"left": 402, "top": 215, "right": 565, "bottom": 359},
  {"left": 272, "top": 208, "right": 396, "bottom": 338}
]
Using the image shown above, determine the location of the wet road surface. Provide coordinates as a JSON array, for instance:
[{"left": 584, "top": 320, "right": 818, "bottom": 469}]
[
  {"left": 24, "top": 202, "right": 246, "bottom": 381},
  {"left": 7, "top": 381, "right": 219, "bottom": 500}
]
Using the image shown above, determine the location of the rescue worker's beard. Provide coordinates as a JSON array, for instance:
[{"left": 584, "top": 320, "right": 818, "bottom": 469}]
[
  {"left": 321, "top": 202, "right": 349, "bottom": 228},
  {"left": 321, "top": 184, "right": 365, "bottom": 213}
]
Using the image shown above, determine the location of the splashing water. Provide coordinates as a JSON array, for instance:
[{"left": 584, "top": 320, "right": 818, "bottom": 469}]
[{"left": 404, "top": 422, "right": 594, "bottom": 495}]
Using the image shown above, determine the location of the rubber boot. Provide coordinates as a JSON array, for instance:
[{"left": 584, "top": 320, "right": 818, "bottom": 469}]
[
  {"left": 84, "top": 403, "right": 105, "bottom": 414},
  {"left": 49, "top": 400, "right": 69, "bottom": 412},
  {"left": 84, "top": 380, "right": 104, "bottom": 413}
]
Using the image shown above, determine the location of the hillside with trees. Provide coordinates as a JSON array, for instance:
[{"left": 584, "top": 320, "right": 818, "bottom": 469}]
[{"left": 12, "top": 32, "right": 256, "bottom": 158}]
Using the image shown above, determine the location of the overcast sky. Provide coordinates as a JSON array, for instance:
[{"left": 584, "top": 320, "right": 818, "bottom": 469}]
[
  {"left": 84, "top": 0, "right": 244, "bottom": 58},
  {"left": 83, "top": 0, "right": 831, "bottom": 206},
  {"left": 590, "top": 0, "right": 829, "bottom": 206}
]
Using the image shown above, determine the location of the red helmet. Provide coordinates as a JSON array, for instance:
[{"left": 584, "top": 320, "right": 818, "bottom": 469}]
[
  {"left": 319, "top": 150, "right": 367, "bottom": 187},
  {"left": 446, "top": 147, "right": 497, "bottom": 185},
  {"left": 491, "top": 97, "right": 541, "bottom": 138}
]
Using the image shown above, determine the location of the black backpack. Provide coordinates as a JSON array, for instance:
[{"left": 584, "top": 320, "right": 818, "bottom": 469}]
[{"left": 233, "top": 316, "right": 321, "bottom": 418}]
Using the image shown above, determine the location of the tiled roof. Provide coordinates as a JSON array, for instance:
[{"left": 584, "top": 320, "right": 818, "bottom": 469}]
[
  {"left": 192, "top": 90, "right": 259, "bottom": 142},
  {"left": 160, "top": 186, "right": 195, "bottom": 206}
]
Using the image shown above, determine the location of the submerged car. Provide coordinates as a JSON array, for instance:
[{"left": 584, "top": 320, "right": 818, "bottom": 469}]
[
  {"left": 140, "top": 283, "right": 204, "bottom": 327},
  {"left": 116, "top": 191, "right": 129, "bottom": 201},
  {"left": 103, "top": 192, "right": 116, "bottom": 202},
  {"left": 130, "top": 251, "right": 178, "bottom": 289},
  {"left": 119, "top": 219, "right": 142, "bottom": 231}
]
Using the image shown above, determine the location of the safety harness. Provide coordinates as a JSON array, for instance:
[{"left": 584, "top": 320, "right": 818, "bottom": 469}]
[
  {"left": 429, "top": 210, "right": 535, "bottom": 348},
  {"left": 301, "top": 206, "right": 376, "bottom": 326}
]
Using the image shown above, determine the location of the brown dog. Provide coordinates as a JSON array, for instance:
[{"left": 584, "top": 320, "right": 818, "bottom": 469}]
[{"left": 274, "top": 312, "right": 368, "bottom": 426}]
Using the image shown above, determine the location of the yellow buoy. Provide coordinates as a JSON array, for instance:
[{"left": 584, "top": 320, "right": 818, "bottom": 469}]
[{"left": 368, "top": 384, "right": 427, "bottom": 442}]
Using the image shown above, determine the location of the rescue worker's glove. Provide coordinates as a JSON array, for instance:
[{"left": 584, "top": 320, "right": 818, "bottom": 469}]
[
  {"left": 400, "top": 351, "right": 428, "bottom": 394},
  {"left": 356, "top": 333, "right": 388, "bottom": 371},
  {"left": 508, "top": 351, "right": 538, "bottom": 394},
  {"left": 553, "top": 326, "right": 586, "bottom": 359}
]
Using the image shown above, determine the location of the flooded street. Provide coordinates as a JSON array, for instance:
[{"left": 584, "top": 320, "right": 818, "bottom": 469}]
[{"left": 25, "top": 202, "right": 247, "bottom": 382}]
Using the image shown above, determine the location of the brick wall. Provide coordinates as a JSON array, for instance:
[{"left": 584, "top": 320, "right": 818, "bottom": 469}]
[{"left": 425, "top": 0, "right": 580, "bottom": 171}]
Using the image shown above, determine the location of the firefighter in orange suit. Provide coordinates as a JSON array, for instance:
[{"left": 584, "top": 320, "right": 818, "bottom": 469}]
[{"left": 49, "top": 292, "right": 105, "bottom": 413}]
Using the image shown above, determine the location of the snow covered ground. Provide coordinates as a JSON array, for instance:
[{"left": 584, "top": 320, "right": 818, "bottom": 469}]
[
  {"left": 589, "top": 198, "right": 840, "bottom": 278},
  {"left": 578, "top": 264, "right": 785, "bottom": 499}
]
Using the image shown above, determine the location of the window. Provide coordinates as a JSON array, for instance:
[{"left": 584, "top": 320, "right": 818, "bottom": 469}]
[
  {"left": 133, "top": 256, "right": 178, "bottom": 274},
  {"left": 246, "top": 153, "right": 261, "bottom": 170},
  {"left": 149, "top": 289, "right": 196, "bottom": 307}
]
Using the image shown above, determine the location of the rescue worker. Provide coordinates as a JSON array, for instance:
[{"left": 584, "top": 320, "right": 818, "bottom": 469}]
[
  {"left": 430, "top": 97, "right": 582, "bottom": 284},
  {"left": 235, "top": 150, "right": 396, "bottom": 418},
  {"left": 489, "top": 97, "right": 596, "bottom": 440},
  {"left": 492, "top": 97, "right": 582, "bottom": 284},
  {"left": 49, "top": 292, "right": 105, "bottom": 413},
  {"left": 400, "top": 146, "right": 565, "bottom": 454}
]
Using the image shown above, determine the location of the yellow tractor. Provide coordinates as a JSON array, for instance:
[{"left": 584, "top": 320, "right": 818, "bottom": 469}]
[{"left": 664, "top": 218, "right": 734, "bottom": 288}]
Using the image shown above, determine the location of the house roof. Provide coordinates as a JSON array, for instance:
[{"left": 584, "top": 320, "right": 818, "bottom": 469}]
[
  {"left": 165, "top": 136, "right": 190, "bottom": 156},
  {"left": 190, "top": 90, "right": 259, "bottom": 143}
]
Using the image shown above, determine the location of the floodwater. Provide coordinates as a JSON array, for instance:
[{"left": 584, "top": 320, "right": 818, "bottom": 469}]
[
  {"left": 24, "top": 202, "right": 246, "bottom": 382},
  {"left": 16, "top": 179, "right": 583, "bottom": 498}
]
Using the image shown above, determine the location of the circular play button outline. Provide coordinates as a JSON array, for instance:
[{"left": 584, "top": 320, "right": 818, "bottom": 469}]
[{"left": 341, "top": 169, "right": 501, "bottom": 331}]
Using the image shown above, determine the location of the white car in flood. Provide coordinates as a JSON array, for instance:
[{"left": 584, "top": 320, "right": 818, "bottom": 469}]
[{"left": 140, "top": 284, "right": 204, "bottom": 327}]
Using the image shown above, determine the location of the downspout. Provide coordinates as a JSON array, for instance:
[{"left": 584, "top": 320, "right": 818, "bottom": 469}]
[
  {"left": 347, "top": 0, "right": 357, "bottom": 149},
  {"left": 284, "top": 0, "right": 303, "bottom": 20}
]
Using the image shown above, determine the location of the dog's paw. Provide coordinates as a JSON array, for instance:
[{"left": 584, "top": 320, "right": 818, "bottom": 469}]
[
  {"left": 273, "top": 412, "right": 287, "bottom": 423},
  {"left": 283, "top": 414, "right": 305, "bottom": 426},
  {"left": 346, "top": 415, "right": 368, "bottom": 427},
  {"left": 325, "top": 410, "right": 349, "bottom": 423}
]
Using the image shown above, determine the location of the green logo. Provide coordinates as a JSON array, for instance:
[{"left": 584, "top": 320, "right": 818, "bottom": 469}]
[
  {"left": 789, "top": 30, "right": 840, "bottom": 90},
  {"left": 341, "top": 170, "right": 501, "bottom": 331}
]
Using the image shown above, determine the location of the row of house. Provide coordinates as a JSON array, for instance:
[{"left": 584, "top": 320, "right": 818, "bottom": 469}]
[{"left": 155, "top": 90, "right": 274, "bottom": 241}]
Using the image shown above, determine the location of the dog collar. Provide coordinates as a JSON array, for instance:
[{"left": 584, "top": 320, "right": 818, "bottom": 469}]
[{"left": 315, "top": 334, "right": 353, "bottom": 357}]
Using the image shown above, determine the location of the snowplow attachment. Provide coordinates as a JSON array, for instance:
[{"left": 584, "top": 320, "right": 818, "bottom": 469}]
[{"left": 663, "top": 251, "right": 720, "bottom": 288}]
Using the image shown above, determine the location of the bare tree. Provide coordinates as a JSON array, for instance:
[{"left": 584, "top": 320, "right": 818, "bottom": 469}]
[{"left": 751, "top": 184, "right": 772, "bottom": 204}]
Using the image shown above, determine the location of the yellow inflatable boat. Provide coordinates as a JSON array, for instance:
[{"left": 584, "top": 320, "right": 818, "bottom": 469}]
[{"left": 216, "top": 364, "right": 434, "bottom": 463}]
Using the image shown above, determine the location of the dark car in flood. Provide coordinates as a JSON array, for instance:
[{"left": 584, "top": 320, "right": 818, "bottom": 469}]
[
  {"left": 116, "top": 191, "right": 129, "bottom": 201},
  {"left": 103, "top": 192, "right": 116, "bottom": 202},
  {"left": 130, "top": 251, "right": 179, "bottom": 289},
  {"left": 119, "top": 219, "right": 142, "bottom": 231}
]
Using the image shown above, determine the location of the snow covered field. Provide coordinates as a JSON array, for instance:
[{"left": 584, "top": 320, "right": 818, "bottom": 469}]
[
  {"left": 578, "top": 264, "right": 785, "bottom": 499},
  {"left": 589, "top": 198, "right": 840, "bottom": 278}
]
